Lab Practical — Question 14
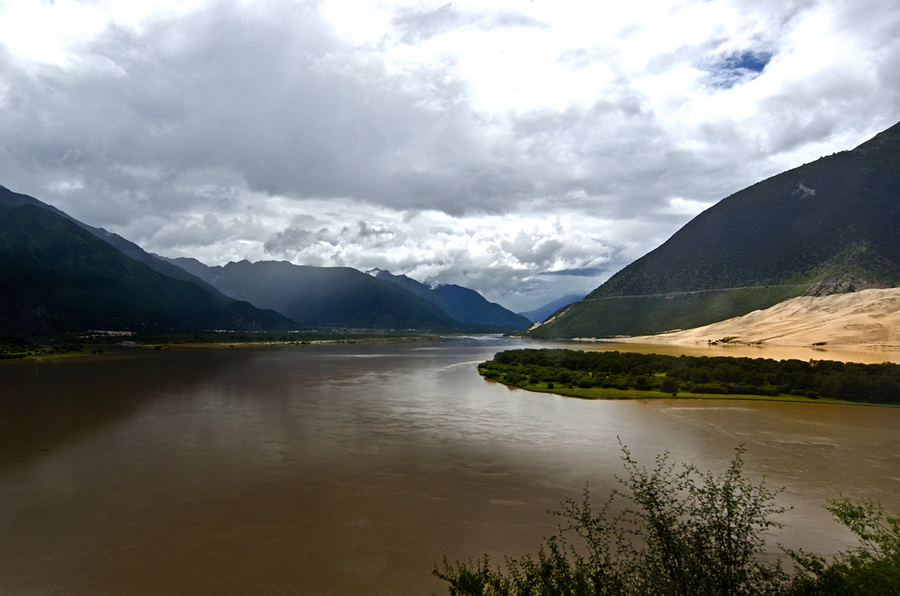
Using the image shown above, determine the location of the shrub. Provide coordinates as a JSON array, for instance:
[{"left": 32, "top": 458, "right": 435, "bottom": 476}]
[
  {"left": 786, "top": 498, "right": 900, "bottom": 595},
  {"left": 633, "top": 375, "right": 651, "bottom": 391},
  {"left": 691, "top": 382, "right": 729, "bottom": 395},
  {"left": 434, "top": 447, "right": 899, "bottom": 596},
  {"left": 660, "top": 377, "right": 678, "bottom": 395},
  {"left": 434, "top": 445, "right": 789, "bottom": 596}
]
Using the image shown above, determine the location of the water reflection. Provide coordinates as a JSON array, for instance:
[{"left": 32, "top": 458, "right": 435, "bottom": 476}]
[{"left": 0, "top": 337, "right": 898, "bottom": 595}]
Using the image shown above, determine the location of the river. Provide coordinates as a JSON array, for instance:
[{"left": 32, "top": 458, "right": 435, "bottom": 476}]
[{"left": 1, "top": 336, "right": 898, "bottom": 595}]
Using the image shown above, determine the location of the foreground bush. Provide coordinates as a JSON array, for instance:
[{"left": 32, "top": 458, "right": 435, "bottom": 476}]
[
  {"left": 787, "top": 498, "right": 900, "bottom": 596},
  {"left": 434, "top": 446, "right": 899, "bottom": 596}
]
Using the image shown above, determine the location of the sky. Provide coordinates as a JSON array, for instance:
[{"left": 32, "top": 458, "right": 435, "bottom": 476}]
[{"left": 1, "top": 0, "right": 899, "bottom": 312}]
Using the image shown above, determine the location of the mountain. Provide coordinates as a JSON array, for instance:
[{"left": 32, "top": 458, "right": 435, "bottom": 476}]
[
  {"left": 168, "top": 258, "right": 468, "bottom": 330},
  {"left": 0, "top": 186, "right": 226, "bottom": 297},
  {"left": 526, "top": 120, "right": 900, "bottom": 339},
  {"left": 518, "top": 294, "right": 584, "bottom": 323},
  {"left": 0, "top": 202, "right": 296, "bottom": 337},
  {"left": 371, "top": 269, "right": 531, "bottom": 330}
]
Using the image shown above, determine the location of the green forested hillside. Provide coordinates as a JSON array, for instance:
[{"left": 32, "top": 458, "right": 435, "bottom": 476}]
[
  {"left": 527, "top": 121, "right": 900, "bottom": 338},
  {"left": 0, "top": 204, "right": 295, "bottom": 336}
]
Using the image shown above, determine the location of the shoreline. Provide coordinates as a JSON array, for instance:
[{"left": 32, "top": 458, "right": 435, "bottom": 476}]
[
  {"left": 0, "top": 334, "right": 447, "bottom": 364},
  {"left": 484, "top": 376, "right": 896, "bottom": 408}
]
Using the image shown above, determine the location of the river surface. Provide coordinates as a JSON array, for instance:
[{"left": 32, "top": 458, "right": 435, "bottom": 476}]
[{"left": 1, "top": 336, "right": 898, "bottom": 595}]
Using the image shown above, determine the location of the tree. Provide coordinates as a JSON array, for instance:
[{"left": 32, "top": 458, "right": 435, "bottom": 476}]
[{"left": 661, "top": 377, "right": 678, "bottom": 396}]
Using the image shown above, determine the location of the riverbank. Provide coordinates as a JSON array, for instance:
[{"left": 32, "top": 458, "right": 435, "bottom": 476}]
[
  {"left": 0, "top": 331, "right": 446, "bottom": 363},
  {"left": 486, "top": 376, "right": 881, "bottom": 406}
]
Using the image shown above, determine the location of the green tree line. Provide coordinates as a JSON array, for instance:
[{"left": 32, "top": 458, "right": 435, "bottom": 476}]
[{"left": 479, "top": 350, "right": 900, "bottom": 405}]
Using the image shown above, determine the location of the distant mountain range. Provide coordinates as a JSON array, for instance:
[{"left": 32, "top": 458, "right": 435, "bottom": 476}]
[
  {"left": 0, "top": 184, "right": 530, "bottom": 337},
  {"left": 370, "top": 269, "right": 531, "bottom": 329},
  {"left": 167, "top": 260, "right": 528, "bottom": 332},
  {"left": 0, "top": 191, "right": 294, "bottom": 336},
  {"left": 526, "top": 120, "right": 900, "bottom": 339},
  {"left": 168, "top": 258, "right": 461, "bottom": 330}
]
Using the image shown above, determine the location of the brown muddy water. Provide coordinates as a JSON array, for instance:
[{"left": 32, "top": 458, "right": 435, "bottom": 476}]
[{"left": 1, "top": 336, "right": 898, "bottom": 595}]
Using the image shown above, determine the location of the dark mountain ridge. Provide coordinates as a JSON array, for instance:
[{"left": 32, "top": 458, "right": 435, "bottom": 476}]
[
  {"left": 0, "top": 202, "right": 295, "bottom": 337},
  {"left": 169, "top": 258, "right": 469, "bottom": 330},
  {"left": 371, "top": 269, "right": 531, "bottom": 330},
  {"left": 0, "top": 186, "right": 225, "bottom": 297},
  {"left": 0, "top": 186, "right": 527, "bottom": 335},
  {"left": 526, "top": 120, "right": 900, "bottom": 339}
]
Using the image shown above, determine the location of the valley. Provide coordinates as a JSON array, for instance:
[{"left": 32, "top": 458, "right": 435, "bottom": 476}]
[{"left": 3, "top": 3, "right": 900, "bottom": 594}]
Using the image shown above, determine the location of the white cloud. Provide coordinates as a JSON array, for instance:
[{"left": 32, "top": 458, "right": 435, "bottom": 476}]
[{"left": 665, "top": 197, "right": 715, "bottom": 216}]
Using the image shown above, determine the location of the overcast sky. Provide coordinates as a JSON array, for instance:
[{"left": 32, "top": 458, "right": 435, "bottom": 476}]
[{"left": 1, "top": 0, "right": 899, "bottom": 311}]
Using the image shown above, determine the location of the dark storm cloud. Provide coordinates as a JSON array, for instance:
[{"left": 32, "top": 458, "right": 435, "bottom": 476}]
[
  {"left": 5, "top": 0, "right": 892, "bottom": 233},
  {"left": 263, "top": 226, "right": 316, "bottom": 257},
  {"left": 0, "top": 0, "right": 582, "bottom": 224}
]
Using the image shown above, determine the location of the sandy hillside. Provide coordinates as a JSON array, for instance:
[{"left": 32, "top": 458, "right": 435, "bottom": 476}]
[{"left": 612, "top": 288, "right": 900, "bottom": 349}]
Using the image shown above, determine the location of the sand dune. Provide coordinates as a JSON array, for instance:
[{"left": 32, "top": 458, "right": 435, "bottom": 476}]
[{"left": 615, "top": 288, "right": 900, "bottom": 349}]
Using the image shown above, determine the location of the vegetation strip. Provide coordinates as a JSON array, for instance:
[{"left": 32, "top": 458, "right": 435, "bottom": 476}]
[
  {"left": 478, "top": 349, "right": 900, "bottom": 405},
  {"left": 0, "top": 330, "right": 444, "bottom": 362}
]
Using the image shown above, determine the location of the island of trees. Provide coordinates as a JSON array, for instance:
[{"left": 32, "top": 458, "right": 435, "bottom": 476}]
[{"left": 478, "top": 349, "right": 900, "bottom": 405}]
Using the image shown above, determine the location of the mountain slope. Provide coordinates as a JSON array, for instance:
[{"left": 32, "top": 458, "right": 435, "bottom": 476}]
[
  {"left": 518, "top": 294, "right": 584, "bottom": 323},
  {"left": 169, "top": 258, "right": 466, "bottom": 330},
  {"left": 0, "top": 203, "right": 295, "bottom": 336},
  {"left": 431, "top": 284, "right": 531, "bottom": 329},
  {"left": 372, "top": 270, "right": 531, "bottom": 330},
  {"left": 526, "top": 120, "right": 900, "bottom": 338},
  {"left": 0, "top": 186, "right": 226, "bottom": 297},
  {"left": 621, "top": 288, "right": 900, "bottom": 349}
]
